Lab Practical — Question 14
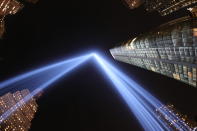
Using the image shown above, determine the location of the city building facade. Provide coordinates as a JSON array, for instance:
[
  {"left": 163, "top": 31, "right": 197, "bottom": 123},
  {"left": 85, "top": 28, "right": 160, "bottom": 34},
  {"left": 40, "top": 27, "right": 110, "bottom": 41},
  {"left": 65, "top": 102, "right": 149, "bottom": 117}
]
[
  {"left": 121, "top": 0, "right": 144, "bottom": 9},
  {"left": 0, "top": 0, "right": 23, "bottom": 37},
  {"left": 122, "top": 0, "right": 197, "bottom": 16},
  {"left": 110, "top": 17, "right": 197, "bottom": 87},
  {"left": 144, "top": 0, "right": 197, "bottom": 16},
  {"left": 0, "top": 0, "right": 39, "bottom": 37},
  {"left": 155, "top": 104, "right": 197, "bottom": 131},
  {"left": 0, "top": 89, "right": 38, "bottom": 131},
  {"left": 0, "top": 0, "right": 23, "bottom": 16}
]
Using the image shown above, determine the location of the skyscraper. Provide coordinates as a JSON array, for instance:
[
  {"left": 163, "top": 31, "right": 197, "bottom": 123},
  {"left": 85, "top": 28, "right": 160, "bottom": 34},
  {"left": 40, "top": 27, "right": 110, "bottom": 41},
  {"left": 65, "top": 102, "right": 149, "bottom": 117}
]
[
  {"left": 110, "top": 17, "right": 197, "bottom": 87},
  {"left": 144, "top": 0, "right": 197, "bottom": 16},
  {"left": 0, "top": 89, "right": 38, "bottom": 131},
  {"left": 155, "top": 104, "right": 197, "bottom": 131},
  {"left": 0, "top": 0, "right": 40, "bottom": 37},
  {"left": 0, "top": 0, "right": 23, "bottom": 37},
  {"left": 121, "top": 0, "right": 144, "bottom": 9},
  {"left": 122, "top": 0, "right": 197, "bottom": 16},
  {"left": 0, "top": 0, "right": 23, "bottom": 16}
]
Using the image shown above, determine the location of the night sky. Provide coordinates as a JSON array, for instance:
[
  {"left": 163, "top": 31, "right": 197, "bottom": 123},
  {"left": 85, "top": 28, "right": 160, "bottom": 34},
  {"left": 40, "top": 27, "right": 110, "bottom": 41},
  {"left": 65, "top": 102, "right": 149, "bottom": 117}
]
[{"left": 0, "top": 0, "right": 197, "bottom": 131}]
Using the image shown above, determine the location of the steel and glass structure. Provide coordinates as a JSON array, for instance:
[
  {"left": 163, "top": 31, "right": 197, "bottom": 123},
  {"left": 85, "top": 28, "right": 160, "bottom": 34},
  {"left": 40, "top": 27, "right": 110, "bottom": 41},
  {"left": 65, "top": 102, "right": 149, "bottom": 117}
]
[{"left": 110, "top": 17, "right": 197, "bottom": 87}]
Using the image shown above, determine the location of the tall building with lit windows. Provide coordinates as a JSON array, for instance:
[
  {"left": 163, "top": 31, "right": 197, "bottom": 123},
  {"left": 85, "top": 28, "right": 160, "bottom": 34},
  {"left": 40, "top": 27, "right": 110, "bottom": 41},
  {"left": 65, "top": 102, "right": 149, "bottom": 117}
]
[
  {"left": 0, "top": 89, "right": 38, "bottom": 131},
  {"left": 110, "top": 17, "right": 197, "bottom": 87},
  {"left": 122, "top": 0, "right": 197, "bottom": 16},
  {"left": 0, "top": 0, "right": 23, "bottom": 16},
  {"left": 0, "top": 0, "right": 39, "bottom": 37},
  {"left": 0, "top": 0, "right": 23, "bottom": 37},
  {"left": 144, "top": 0, "right": 197, "bottom": 16},
  {"left": 155, "top": 104, "right": 197, "bottom": 131},
  {"left": 122, "top": 0, "right": 144, "bottom": 9}
]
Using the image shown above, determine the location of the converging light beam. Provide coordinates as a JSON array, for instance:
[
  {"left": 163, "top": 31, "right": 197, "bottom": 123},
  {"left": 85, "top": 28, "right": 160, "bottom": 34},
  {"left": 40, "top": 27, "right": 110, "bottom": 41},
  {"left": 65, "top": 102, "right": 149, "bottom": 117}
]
[
  {"left": 0, "top": 53, "right": 91, "bottom": 123},
  {"left": 93, "top": 53, "right": 194, "bottom": 131},
  {"left": 0, "top": 52, "right": 195, "bottom": 131}
]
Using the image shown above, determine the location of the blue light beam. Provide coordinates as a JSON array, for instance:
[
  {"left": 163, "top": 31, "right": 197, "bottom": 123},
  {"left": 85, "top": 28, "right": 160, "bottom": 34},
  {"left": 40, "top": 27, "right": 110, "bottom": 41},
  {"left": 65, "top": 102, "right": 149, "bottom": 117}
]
[
  {"left": 0, "top": 54, "right": 92, "bottom": 89},
  {"left": 93, "top": 53, "right": 193, "bottom": 131},
  {"left": 0, "top": 53, "right": 91, "bottom": 123},
  {"left": 0, "top": 52, "right": 194, "bottom": 131}
]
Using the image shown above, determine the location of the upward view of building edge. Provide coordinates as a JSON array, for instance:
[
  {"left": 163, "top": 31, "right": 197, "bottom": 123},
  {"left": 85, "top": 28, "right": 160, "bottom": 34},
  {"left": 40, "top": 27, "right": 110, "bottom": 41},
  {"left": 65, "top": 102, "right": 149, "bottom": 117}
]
[{"left": 110, "top": 16, "right": 197, "bottom": 88}]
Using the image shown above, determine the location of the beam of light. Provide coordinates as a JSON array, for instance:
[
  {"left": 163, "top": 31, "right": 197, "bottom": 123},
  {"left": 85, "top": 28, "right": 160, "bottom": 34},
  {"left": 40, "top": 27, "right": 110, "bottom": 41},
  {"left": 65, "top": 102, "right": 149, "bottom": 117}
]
[
  {"left": 93, "top": 53, "right": 194, "bottom": 131},
  {"left": 0, "top": 55, "right": 90, "bottom": 96},
  {"left": 0, "top": 53, "right": 91, "bottom": 123},
  {"left": 0, "top": 54, "right": 92, "bottom": 89},
  {"left": 107, "top": 62, "right": 192, "bottom": 130},
  {"left": 0, "top": 52, "right": 195, "bottom": 131}
]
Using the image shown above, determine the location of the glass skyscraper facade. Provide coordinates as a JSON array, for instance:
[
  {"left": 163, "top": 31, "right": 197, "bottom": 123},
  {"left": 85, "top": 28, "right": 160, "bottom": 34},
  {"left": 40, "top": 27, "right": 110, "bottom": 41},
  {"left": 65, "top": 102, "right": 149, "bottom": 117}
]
[{"left": 110, "top": 17, "right": 197, "bottom": 87}]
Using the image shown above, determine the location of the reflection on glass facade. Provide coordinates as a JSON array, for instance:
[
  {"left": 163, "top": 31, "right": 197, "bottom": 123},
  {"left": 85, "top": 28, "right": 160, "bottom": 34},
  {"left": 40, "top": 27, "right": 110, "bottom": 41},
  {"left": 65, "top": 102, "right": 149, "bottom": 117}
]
[
  {"left": 0, "top": 89, "right": 38, "bottom": 131},
  {"left": 110, "top": 17, "right": 197, "bottom": 87}
]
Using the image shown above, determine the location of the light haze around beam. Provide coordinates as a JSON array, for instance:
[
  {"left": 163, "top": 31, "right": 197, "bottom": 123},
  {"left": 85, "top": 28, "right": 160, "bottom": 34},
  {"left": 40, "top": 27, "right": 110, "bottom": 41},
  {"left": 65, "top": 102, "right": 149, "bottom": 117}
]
[
  {"left": 0, "top": 52, "right": 195, "bottom": 131},
  {"left": 0, "top": 53, "right": 92, "bottom": 123}
]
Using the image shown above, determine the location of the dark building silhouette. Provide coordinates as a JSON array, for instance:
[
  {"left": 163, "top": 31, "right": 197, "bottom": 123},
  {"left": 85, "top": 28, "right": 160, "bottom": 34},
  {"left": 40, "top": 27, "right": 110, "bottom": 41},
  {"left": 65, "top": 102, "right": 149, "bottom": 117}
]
[
  {"left": 0, "top": 89, "right": 38, "bottom": 131},
  {"left": 110, "top": 17, "right": 197, "bottom": 87}
]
